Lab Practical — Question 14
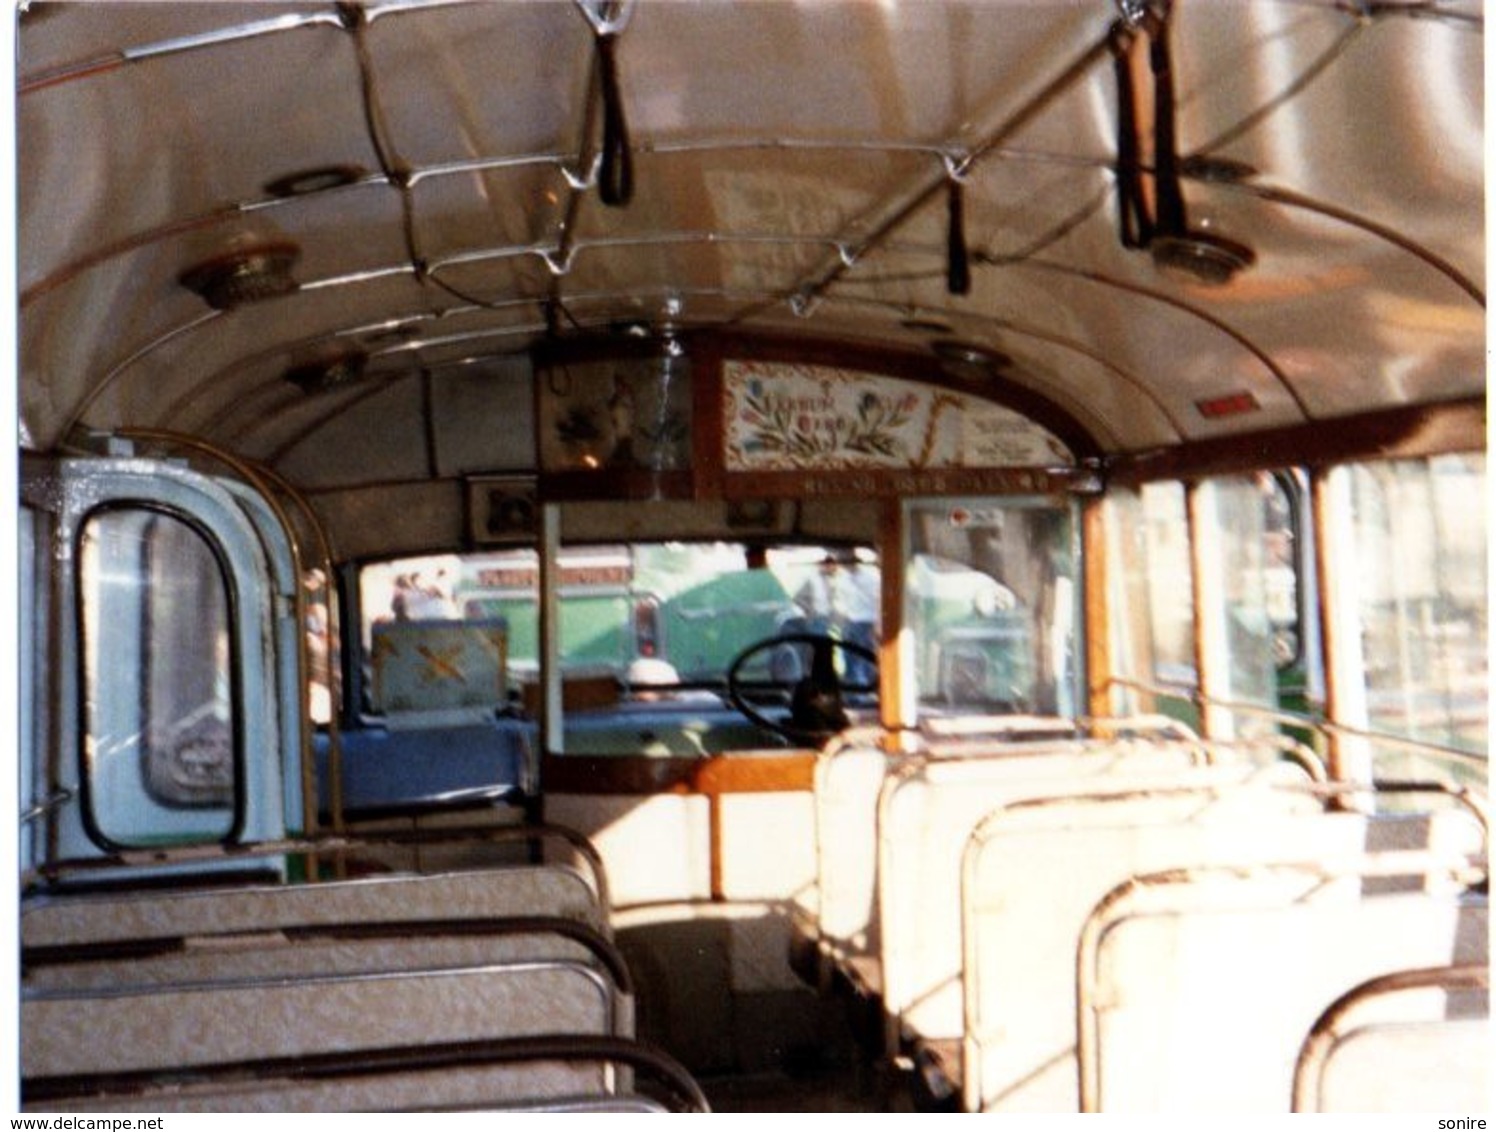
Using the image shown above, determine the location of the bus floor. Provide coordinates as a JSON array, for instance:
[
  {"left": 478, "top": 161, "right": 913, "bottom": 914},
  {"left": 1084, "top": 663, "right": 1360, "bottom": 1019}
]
[
  {"left": 691, "top": 995, "right": 922, "bottom": 1113},
  {"left": 701, "top": 1059, "right": 917, "bottom": 1113}
]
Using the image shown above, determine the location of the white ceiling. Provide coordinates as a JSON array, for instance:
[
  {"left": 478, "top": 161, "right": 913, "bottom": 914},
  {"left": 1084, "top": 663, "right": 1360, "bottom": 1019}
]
[{"left": 16, "top": 0, "right": 1486, "bottom": 482}]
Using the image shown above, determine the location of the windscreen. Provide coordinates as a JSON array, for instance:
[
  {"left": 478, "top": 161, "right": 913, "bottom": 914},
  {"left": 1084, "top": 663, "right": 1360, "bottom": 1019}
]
[
  {"left": 358, "top": 542, "right": 878, "bottom": 714},
  {"left": 904, "top": 498, "right": 1080, "bottom": 719}
]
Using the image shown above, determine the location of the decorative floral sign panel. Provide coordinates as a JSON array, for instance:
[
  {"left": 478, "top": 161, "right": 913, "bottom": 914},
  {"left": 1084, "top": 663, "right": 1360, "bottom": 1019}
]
[{"left": 723, "top": 360, "right": 1073, "bottom": 471}]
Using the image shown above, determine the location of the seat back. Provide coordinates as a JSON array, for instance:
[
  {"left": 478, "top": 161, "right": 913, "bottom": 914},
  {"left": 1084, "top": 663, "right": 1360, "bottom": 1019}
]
[
  {"left": 19, "top": 856, "right": 666, "bottom": 1111},
  {"left": 962, "top": 799, "right": 1482, "bottom": 1112},
  {"left": 811, "top": 740, "right": 900, "bottom": 965},
  {"left": 24, "top": 960, "right": 613, "bottom": 1078},
  {"left": 1079, "top": 860, "right": 1486, "bottom": 1111},
  {"left": 22, "top": 864, "right": 606, "bottom": 949},
  {"left": 1294, "top": 963, "right": 1489, "bottom": 1112},
  {"left": 876, "top": 740, "right": 1229, "bottom": 1049}
]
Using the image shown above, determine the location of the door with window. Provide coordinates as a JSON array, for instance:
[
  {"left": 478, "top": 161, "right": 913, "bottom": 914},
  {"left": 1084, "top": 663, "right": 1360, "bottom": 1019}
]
[{"left": 25, "top": 458, "right": 298, "bottom": 876}]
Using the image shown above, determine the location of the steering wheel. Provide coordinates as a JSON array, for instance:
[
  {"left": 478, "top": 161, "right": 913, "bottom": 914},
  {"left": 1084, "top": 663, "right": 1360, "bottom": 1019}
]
[{"left": 724, "top": 632, "right": 878, "bottom": 746}]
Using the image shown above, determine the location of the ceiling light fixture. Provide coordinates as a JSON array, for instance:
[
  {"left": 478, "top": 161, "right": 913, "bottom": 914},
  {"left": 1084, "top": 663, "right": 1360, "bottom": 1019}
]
[
  {"left": 1111, "top": 6, "right": 1255, "bottom": 286},
  {"left": 1151, "top": 231, "right": 1257, "bottom": 286},
  {"left": 931, "top": 338, "right": 1014, "bottom": 378},
  {"left": 263, "top": 164, "right": 368, "bottom": 198},
  {"left": 283, "top": 347, "right": 369, "bottom": 394},
  {"left": 179, "top": 239, "right": 301, "bottom": 310}
]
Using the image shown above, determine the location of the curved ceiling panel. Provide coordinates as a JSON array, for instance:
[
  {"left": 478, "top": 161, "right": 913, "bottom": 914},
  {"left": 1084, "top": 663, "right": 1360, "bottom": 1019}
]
[
  {"left": 20, "top": 19, "right": 369, "bottom": 281},
  {"left": 19, "top": 3, "right": 330, "bottom": 76},
  {"left": 1181, "top": 7, "right": 1483, "bottom": 281},
  {"left": 362, "top": 2, "right": 595, "bottom": 165},
  {"left": 16, "top": 0, "right": 1485, "bottom": 477}
]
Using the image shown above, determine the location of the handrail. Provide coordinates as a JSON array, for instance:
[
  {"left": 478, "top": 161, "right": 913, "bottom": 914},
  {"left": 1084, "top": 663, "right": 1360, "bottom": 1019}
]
[
  {"left": 1366, "top": 778, "right": 1490, "bottom": 837},
  {"left": 1291, "top": 962, "right": 1490, "bottom": 1112},
  {"left": 1075, "top": 857, "right": 1488, "bottom": 1112},
  {"left": 959, "top": 765, "right": 1320, "bottom": 1058},
  {"left": 245, "top": 460, "right": 349, "bottom": 839},
  {"left": 1104, "top": 675, "right": 1489, "bottom": 768},
  {"left": 20, "top": 789, "right": 75, "bottom": 826},
  {"left": 20, "top": 820, "right": 613, "bottom": 916},
  {"left": 22, "top": 1032, "right": 711, "bottom": 1113},
  {"left": 870, "top": 731, "right": 1215, "bottom": 1060},
  {"left": 22, "top": 913, "right": 634, "bottom": 997},
  {"left": 115, "top": 429, "right": 325, "bottom": 872},
  {"left": 957, "top": 772, "right": 1483, "bottom": 1108}
]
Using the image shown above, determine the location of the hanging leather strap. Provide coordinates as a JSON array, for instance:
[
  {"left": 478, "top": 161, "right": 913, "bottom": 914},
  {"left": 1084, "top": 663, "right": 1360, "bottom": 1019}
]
[{"left": 1111, "top": 22, "right": 1154, "bottom": 249}]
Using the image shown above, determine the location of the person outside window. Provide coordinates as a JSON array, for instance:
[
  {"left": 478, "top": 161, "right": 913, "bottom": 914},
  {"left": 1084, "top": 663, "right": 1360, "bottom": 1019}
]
[
  {"left": 794, "top": 554, "right": 846, "bottom": 635},
  {"left": 839, "top": 555, "right": 880, "bottom": 687}
]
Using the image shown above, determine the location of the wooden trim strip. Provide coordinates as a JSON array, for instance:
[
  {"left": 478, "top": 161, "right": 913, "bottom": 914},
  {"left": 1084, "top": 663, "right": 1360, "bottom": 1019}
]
[
  {"left": 1082, "top": 497, "right": 1112, "bottom": 720},
  {"left": 723, "top": 467, "right": 1099, "bottom": 500},
  {"left": 1110, "top": 397, "right": 1485, "bottom": 485},
  {"left": 540, "top": 753, "right": 816, "bottom": 797}
]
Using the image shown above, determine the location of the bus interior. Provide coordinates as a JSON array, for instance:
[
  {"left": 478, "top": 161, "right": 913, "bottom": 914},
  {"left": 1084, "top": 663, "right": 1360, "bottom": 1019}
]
[{"left": 13, "top": 0, "right": 1489, "bottom": 1114}]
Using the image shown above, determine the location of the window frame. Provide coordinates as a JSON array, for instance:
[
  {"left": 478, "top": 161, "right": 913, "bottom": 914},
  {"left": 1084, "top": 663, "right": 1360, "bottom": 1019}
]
[{"left": 74, "top": 500, "right": 249, "bottom": 851}]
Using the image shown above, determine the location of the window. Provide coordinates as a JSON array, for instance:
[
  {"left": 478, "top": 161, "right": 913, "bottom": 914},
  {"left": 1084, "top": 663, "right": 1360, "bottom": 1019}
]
[
  {"left": 304, "top": 568, "right": 334, "bottom": 725},
  {"left": 357, "top": 543, "right": 878, "bottom": 751},
  {"left": 1142, "top": 482, "right": 1197, "bottom": 690},
  {"left": 904, "top": 498, "right": 1079, "bottom": 717},
  {"left": 1193, "top": 474, "right": 1294, "bottom": 735},
  {"left": 1332, "top": 455, "right": 1486, "bottom": 769},
  {"left": 358, "top": 549, "right": 634, "bottom": 709},
  {"left": 21, "top": 508, "right": 38, "bottom": 855},
  {"left": 1109, "top": 474, "right": 1312, "bottom": 737},
  {"left": 80, "top": 508, "right": 237, "bottom": 846},
  {"left": 1105, "top": 482, "right": 1196, "bottom": 721}
]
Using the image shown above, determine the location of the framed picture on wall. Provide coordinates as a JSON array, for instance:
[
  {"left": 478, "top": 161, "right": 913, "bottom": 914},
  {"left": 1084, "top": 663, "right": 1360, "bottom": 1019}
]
[
  {"left": 536, "top": 348, "right": 692, "bottom": 474},
  {"left": 465, "top": 475, "right": 538, "bottom": 545}
]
